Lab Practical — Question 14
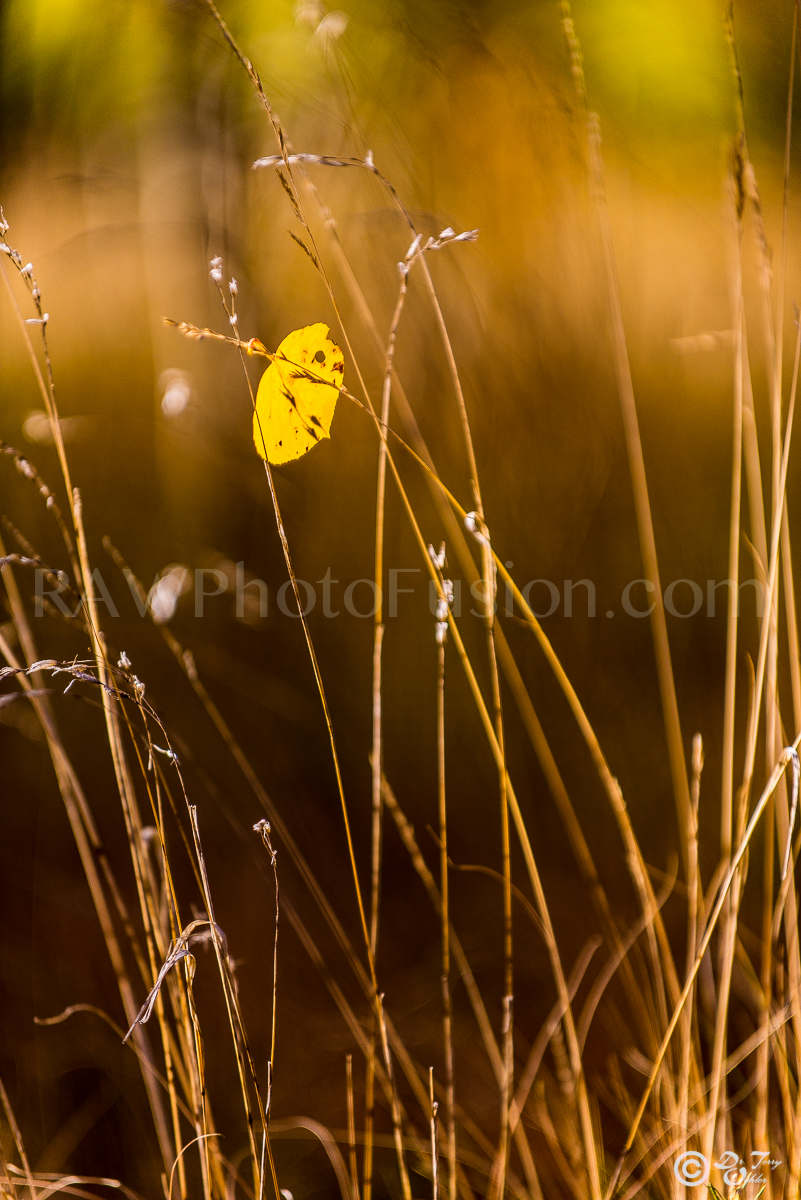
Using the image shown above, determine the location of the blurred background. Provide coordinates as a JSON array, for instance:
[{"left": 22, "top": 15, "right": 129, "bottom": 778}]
[{"left": 1, "top": 0, "right": 800, "bottom": 1194}]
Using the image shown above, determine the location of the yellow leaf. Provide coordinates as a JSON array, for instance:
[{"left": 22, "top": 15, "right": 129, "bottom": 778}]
[{"left": 252, "top": 323, "right": 344, "bottom": 465}]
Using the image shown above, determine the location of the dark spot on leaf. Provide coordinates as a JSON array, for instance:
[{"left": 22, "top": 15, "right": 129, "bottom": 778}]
[{"left": 313, "top": 350, "right": 326, "bottom": 364}]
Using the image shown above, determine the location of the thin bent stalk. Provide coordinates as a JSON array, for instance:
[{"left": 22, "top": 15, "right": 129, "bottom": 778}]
[{"left": 364, "top": 248, "right": 409, "bottom": 1200}]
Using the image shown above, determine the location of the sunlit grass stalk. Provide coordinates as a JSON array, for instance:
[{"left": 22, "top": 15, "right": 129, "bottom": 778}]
[
  {"left": 346, "top": 1056, "right": 360, "bottom": 1200},
  {"left": 411, "top": 259, "right": 515, "bottom": 1194},
  {"left": 434, "top": 613, "right": 457, "bottom": 1200},
  {"left": 253, "top": 820, "right": 280, "bottom": 1123},
  {"left": 559, "top": 0, "right": 691, "bottom": 876},
  {"left": 363, "top": 231, "right": 409, "bottom": 1200},
  {"left": 676, "top": 735, "right": 702, "bottom": 1198},
  {"left": 385, "top": 419, "right": 681, "bottom": 1021},
  {"left": 317, "top": 346, "right": 600, "bottom": 1190},
  {"left": 114, "top": 692, "right": 216, "bottom": 1200},
  {"left": 430, "top": 1068, "right": 440, "bottom": 1200},
  {"left": 753, "top": 4, "right": 796, "bottom": 1169},
  {"left": 428, "top": 597, "right": 602, "bottom": 1196},
  {"left": 703, "top": 179, "right": 747, "bottom": 1175},
  {"left": 778, "top": 5, "right": 801, "bottom": 737},
  {"left": 721, "top": 190, "right": 746, "bottom": 864},
  {"left": 381, "top": 777, "right": 543, "bottom": 1196},
  {"left": 702, "top": 852, "right": 739, "bottom": 1172},
  {"left": 187, "top": 806, "right": 280, "bottom": 1199},
  {"left": 372, "top": 993, "right": 412, "bottom": 1200},
  {"left": 97, "top": 561, "right": 215, "bottom": 1192}
]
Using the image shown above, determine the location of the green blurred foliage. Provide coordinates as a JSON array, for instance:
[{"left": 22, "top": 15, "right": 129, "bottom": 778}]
[
  {"left": 2, "top": 0, "right": 166, "bottom": 142},
  {"left": 577, "top": 0, "right": 731, "bottom": 133},
  {"left": 0, "top": 0, "right": 791, "bottom": 156}
]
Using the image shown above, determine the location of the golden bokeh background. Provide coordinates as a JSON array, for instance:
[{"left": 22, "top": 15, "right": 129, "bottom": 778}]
[{"left": 1, "top": 1, "right": 798, "bottom": 1194}]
